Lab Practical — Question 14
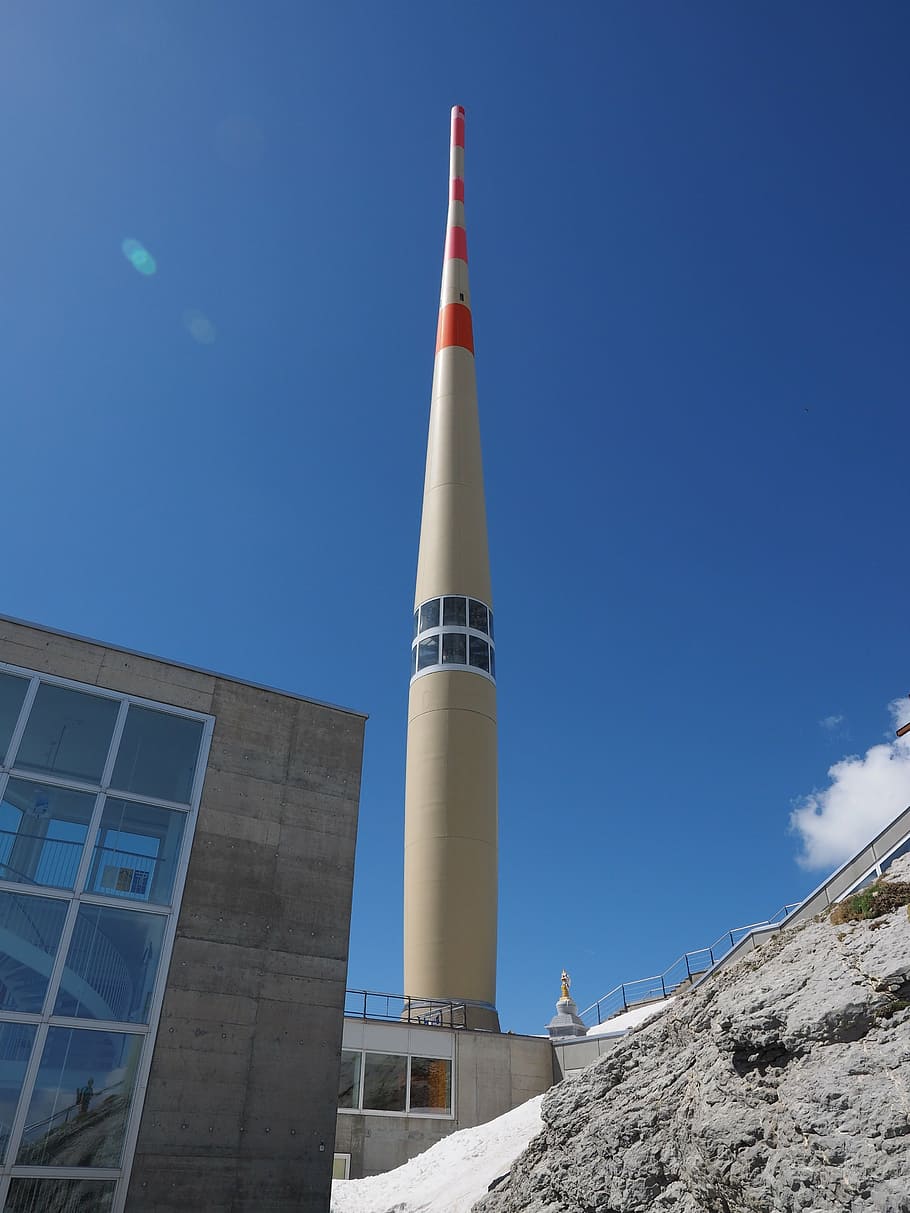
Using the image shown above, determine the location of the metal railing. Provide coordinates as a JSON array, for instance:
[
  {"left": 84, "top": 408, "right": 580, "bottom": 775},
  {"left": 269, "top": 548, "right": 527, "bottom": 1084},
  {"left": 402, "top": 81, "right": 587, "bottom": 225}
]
[
  {"left": 580, "top": 902, "right": 801, "bottom": 1026},
  {"left": 0, "top": 828, "right": 164, "bottom": 900},
  {"left": 344, "top": 988, "right": 468, "bottom": 1027}
]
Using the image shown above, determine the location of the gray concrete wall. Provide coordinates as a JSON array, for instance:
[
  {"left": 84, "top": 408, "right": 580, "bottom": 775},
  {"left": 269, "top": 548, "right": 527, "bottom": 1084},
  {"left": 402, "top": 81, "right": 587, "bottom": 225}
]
[
  {"left": 0, "top": 617, "right": 366, "bottom": 1213},
  {"left": 335, "top": 1022, "right": 554, "bottom": 1179}
]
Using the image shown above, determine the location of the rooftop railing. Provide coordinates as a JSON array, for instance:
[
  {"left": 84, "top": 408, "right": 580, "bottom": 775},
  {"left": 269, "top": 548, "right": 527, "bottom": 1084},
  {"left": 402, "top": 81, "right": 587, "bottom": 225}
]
[
  {"left": 579, "top": 902, "right": 802, "bottom": 1027},
  {"left": 344, "top": 988, "right": 468, "bottom": 1028}
]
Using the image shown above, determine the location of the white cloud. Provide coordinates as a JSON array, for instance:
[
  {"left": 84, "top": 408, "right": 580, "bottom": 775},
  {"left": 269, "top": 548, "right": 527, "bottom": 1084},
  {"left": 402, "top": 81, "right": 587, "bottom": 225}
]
[
  {"left": 791, "top": 699, "right": 910, "bottom": 870},
  {"left": 819, "top": 713, "right": 844, "bottom": 731}
]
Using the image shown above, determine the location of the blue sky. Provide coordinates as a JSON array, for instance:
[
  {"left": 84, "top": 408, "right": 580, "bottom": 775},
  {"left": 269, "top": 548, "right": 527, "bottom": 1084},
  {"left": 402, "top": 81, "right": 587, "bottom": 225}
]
[{"left": 2, "top": 1, "right": 908, "bottom": 1035}]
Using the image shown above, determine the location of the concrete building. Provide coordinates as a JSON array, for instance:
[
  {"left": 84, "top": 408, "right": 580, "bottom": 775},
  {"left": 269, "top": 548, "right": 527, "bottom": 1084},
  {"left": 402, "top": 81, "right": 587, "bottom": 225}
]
[
  {"left": 0, "top": 614, "right": 365, "bottom": 1213},
  {"left": 333, "top": 1013, "right": 553, "bottom": 1179},
  {"left": 404, "top": 105, "right": 499, "bottom": 1028}
]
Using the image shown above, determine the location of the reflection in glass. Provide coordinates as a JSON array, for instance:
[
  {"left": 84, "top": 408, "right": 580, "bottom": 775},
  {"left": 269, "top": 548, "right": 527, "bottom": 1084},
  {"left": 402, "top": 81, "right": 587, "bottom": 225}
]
[
  {"left": 338, "top": 1049, "right": 362, "bottom": 1109},
  {"left": 111, "top": 706, "right": 203, "bottom": 804},
  {"left": 489, "top": 647, "right": 496, "bottom": 680},
  {"left": 55, "top": 904, "right": 166, "bottom": 1024},
  {"left": 409, "top": 1056, "right": 452, "bottom": 1114},
  {"left": 17, "top": 1027, "right": 142, "bottom": 1167},
  {"left": 88, "top": 798, "right": 186, "bottom": 906},
  {"left": 411, "top": 645, "right": 418, "bottom": 677},
  {"left": 487, "top": 611, "right": 494, "bottom": 641},
  {"left": 469, "top": 637, "right": 490, "bottom": 672},
  {"left": 0, "top": 780, "right": 96, "bottom": 889},
  {"left": 413, "top": 610, "right": 419, "bottom": 640},
  {"left": 441, "top": 633, "right": 467, "bottom": 665},
  {"left": 6, "top": 1178, "right": 115, "bottom": 1213},
  {"left": 417, "top": 637, "right": 439, "bottom": 671},
  {"left": 419, "top": 600, "right": 440, "bottom": 633},
  {"left": 468, "top": 600, "right": 488, "bottom": 634},
  {"left": 0, "top": 1023, "right": 37, "bottom": 1157},
  {"left": 362, "top": 1052, "right": 407, "bottom": 1112},
  {"left": 0, "top": 892, "right": 68, "bottom": 1012},
  {"left": 15, "top": 685, "right": 118, "bottom": 784},
  {"left": 442, "top": 597, "right": 466, "bottom": 626},
  {"left": 0, "top": 672, "right": 29, "bottom": 763}
]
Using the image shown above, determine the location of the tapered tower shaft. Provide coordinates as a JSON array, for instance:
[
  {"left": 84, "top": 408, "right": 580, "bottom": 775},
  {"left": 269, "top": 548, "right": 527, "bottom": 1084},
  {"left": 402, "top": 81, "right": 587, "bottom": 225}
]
[{"left": 403, "top": 106, "right": 498, "bottom": 1024}]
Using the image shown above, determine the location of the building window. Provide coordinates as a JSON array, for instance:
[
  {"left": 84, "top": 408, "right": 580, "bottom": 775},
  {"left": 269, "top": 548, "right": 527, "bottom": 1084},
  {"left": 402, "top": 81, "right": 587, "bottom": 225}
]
[
  {"left": 337, "top": 1049, "right": 362, "bottom": 1110},
  {"left": 408, "top": 1056, "right": 452, "bottom": 1115},
  {"left": 332, "top": 1154, "right": 351, "bottom": 1180},
  {"left": 362, "top": 1052, "right": 407, "bottom": 1112},
  {"left": 0, "top": 661, "right": 212, "bottom": 1213},
  {"left": 339, "top": 1050, "right": 453, "bottom": 1117},
  {"left": 411, "top": 596, "right": 495, "bottom": 684}
]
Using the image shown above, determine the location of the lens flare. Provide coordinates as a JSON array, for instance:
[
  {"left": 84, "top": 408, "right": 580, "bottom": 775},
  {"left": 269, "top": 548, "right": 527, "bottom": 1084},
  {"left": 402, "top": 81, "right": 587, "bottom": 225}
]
[
  {"left": 121, "top": 238, "right": 157, "bottom": 276},
  {"left": 182, "top": 309, "right": 217, "bottom": 345}
]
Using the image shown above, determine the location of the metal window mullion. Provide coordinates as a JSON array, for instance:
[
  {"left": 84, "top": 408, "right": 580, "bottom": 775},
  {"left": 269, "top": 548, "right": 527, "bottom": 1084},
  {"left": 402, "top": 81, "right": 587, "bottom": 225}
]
[
  {"left": 38, "top": 897, "right": 83, "bottom": 1022},
  {"left": 2, "top": 676, "right": 39, "bottom": 771},
  {"left": 100, "top": 787, "right": 193, "bottom": 813},
  {"left": 405, "top": 1054, "right": 412, "bottom": 1115},
  {"left": 4, "top": 769, "right": 101, "bottom": 798},
  {"left": 3, "top": 1020, "right": 50, "bottom": 1170},
  {"left": 110, "top": 714, "right": 214, "bottom": 1213}
]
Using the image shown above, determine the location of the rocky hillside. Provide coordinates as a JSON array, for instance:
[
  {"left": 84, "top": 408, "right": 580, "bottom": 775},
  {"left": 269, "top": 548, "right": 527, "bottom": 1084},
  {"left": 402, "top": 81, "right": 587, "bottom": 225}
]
[{"left": 478, "top": 856, "right": 910, "bottom": 1213}]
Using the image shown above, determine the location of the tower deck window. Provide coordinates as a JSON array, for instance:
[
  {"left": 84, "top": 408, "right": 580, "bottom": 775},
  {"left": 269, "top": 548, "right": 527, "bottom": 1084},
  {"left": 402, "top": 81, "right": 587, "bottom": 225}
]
[
  {"left": 419, "top": 601, "right": 440, "bottom": 633},
  {"left": 442, "top": 597, "right": 466, "bottom": 627},
  {"left": 468, "top": 600, "right": 488, "bottom": 634},
  {"left": 442, "top": 633, "right": 467, "bottom": 665},
  {"left": 417, "top": 637, "right": 439, "bottom": 670},
  {"left": 469, "top": 637, "right": 490, "bottom": 672}
]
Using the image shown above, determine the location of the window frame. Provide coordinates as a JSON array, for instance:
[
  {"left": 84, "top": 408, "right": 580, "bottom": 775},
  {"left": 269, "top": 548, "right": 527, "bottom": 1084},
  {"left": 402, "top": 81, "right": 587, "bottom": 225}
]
[
  {"left": 0, "top": 661, "right": 214, "bottom": 1213},
  {"left": 337, "top": 1048, "right": 455, "bottom": 1119}
]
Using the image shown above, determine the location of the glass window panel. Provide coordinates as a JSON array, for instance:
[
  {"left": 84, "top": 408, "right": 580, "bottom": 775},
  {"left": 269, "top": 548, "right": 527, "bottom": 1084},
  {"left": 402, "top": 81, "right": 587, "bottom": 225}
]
[
  {"left": 88, "top": 798, "right": 186, "bottom": 906},
  {"left": 489, "top": 647, "right": 496, "bottom": 679},
  {"left": 442, "top": 597, "right": 466, "bottom": 627},
  {"left": 15, "top": 685, "right": 118, "bottom": 784},
  {"left": 411, "top": 645, "right": 418, "bottom": 677},
  {"left": 338, "top": 1049, "right": 362, "bottom": 1110},
  {"left": 0, "top": 1023, "right": 37, "bottom": 1159},
  {"left": 469, "top": 637, "right": 490, "bottom": 672},
  {"left": 362, "top": 1052, "right": 407, "bottom": 1112},
  {"left": 332, "top": 1155, "right": 350, "bottom": 1180},
  {"left": 417, "top": 637, "right": 439, "bottom": 671},
  {"left": 412, "top": 610, "right": 419, "bottom": 640},
  {"left": 409, "top": 1056, "right": 452, "bottom": 1115},
  {"left": 0, "top": 672, "right": 29, "bottom": 763},
  {"left": 0, "top": 780, "right": 95, "bottom": 890},
  {"left": 110, "top": 706, "right": 203, "bottom": 804},
  {"left": 17, "top": 1026, "right": 143, "bottom": 1167},
  {"left": 441, "top": 633, "right": 467, "bottom": 665},
  {"left": 0, "top": 892, "right": 68, "bottom": 1012},
  {"left": 55, "top": 904, "right": 166, "bottom": 1024},
  {"left": 468, "top": 600, "right": 489, "bottom": 634},
  {"left": 6, "top": 1178, "right": 115, "bottom": 1213},
  {"left": 487, "top": 611, "right": 494, "bottom": 641},
  {"left": 419, "top": 600, "right": 440, "bottom": 632}
]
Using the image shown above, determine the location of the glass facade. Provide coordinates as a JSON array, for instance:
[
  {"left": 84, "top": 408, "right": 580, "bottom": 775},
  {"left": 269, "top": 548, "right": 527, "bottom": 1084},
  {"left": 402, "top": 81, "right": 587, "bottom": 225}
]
[
  {"left": 338, "top": 1050, "right": 453, "bottom": 1117},
  {"left": 411, "top": 596, "right": 496, "bottom": 683},
  {"left": 0, "top": 661, "right": 210, "bottom": 1213}
]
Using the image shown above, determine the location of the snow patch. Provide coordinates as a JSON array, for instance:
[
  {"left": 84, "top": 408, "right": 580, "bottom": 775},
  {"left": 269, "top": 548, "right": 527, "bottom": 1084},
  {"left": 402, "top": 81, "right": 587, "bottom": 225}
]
[
  {"left": 331, "top": 1095, "right": 544, "bottom": 1213},
  {"left": 586, "top": 997, "right": 675, "bottom": 1037}
]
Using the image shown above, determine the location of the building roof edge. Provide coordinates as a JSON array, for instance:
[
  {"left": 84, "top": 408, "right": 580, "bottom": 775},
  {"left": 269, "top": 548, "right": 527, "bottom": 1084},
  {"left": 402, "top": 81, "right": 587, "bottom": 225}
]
[{"left": 0, "top": 612, "right": 369, "bottom": 721}]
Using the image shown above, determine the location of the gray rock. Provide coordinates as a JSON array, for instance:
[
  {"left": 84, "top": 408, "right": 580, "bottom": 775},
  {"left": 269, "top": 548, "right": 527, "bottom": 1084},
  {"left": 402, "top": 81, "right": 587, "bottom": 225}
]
[{"left": 477, "top": 860, "right": 910, "bottom": 1213}]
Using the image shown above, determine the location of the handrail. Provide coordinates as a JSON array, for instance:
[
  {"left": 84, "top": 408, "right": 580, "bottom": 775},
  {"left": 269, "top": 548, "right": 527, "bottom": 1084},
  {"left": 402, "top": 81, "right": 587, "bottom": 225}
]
[
  {"left": 344, "top": 988, "right": 468, "bottom": 1027},
  {"left": 580, "top": 902, "right": 803, "bottom": 1026}
]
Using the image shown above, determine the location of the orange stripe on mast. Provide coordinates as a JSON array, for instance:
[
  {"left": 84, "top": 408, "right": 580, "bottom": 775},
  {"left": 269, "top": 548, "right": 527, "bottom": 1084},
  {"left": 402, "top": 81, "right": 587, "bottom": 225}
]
[{"left": 436, "top": 302, "right": 474, "bottom": 354}]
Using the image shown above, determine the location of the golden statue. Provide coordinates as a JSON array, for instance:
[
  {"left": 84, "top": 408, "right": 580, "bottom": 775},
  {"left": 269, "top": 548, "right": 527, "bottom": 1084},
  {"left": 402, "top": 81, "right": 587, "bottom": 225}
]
[{"left": 560, "top": 969, "right": 570, "bottom": 1000}]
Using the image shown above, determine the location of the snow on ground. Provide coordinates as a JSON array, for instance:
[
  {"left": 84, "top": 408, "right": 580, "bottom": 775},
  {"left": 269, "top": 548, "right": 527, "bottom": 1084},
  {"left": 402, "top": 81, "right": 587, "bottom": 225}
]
[
  {"left": 586, "top": 996, "right": 675, "bottom": 1037},
  {"left": 330, "top": 1094, "right": 544, "bottom": 1213}
]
